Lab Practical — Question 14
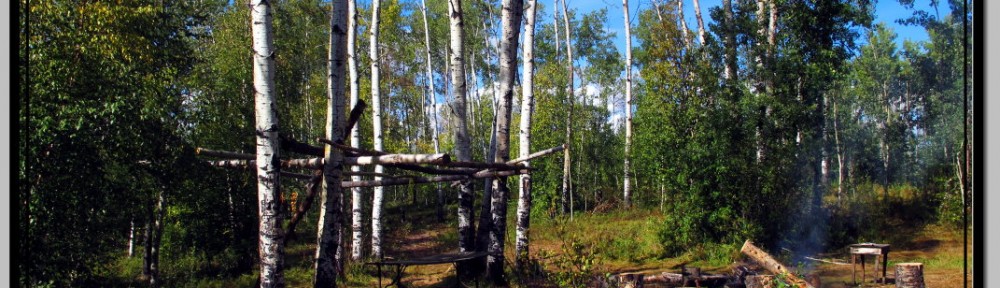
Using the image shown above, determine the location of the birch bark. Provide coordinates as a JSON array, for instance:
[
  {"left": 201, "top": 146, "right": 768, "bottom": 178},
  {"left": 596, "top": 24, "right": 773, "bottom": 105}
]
[
  {"left": 515, "top": 0, "right": 537, "bottom": 268},
  {"left": 250, "top": 0, "right": 285, "bottom": 285},
  {"left": 368, "top": 0, "right": 385, "bottom": 260},
  {"left": 488, "top": 0, "right": 523, "bottom": 284},
  {"left": 560, "top": 0, "right": 574, "bottom": 216},
  {"left": 448, "top": 0, "right": 476, "bottom": 253},
  {"left": 347, "top": 0, "right": 364, "bottom": 261},
  {"left": 622, "top": 0, "right": 634, "bottom": 208},
  {"left": 314, "top": 0, "right": 348, "bottom": 285}
]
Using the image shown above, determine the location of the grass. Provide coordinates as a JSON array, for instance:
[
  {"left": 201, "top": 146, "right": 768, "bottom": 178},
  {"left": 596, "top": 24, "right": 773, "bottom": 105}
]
[{"left": 103, "top": 182, "right": 973, "bottom": 287}]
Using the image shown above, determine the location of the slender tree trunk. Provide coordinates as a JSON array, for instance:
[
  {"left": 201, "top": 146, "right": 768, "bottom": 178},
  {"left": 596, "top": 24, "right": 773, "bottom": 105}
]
[
  {"left": 834, "top": 100, "right": 844, "bottom": 200},
  {"left": 419, "top": 0, "right": 445, "bottom": 223},
  {"left": 150, "top": 189, "right": 165, "bottom": 288},
  {"left": 622, "top": 0, "right": 634, "bottom": 208},
  {"left": 448, "top": 0, "right": 476, "bottom": 254},
  {"left": 315, "top": 1, "right": 348, "bottom": 285},
  {"left": 691, "top": 0, "right": 707, "bottom": 45},
  {"left": 128, "top": 219, "right": 135, "bottom": 258},
  {"left": 560, "top": 0, "right": 574, "bottom": 216},
  {"left": 478, "top": 5, "right": 501, "bottom": 252},
  {"left": 553, "top": 0, "right": 561, "bottom": 59},
  {"left": 250, "top": 0, "right": 285, "bottom": 285},
  {"left": 515, "top": 0, "right": 538, "bottom": 268},
  {"left": 487, "top": 0, "right": 523, "bottom": 284},
  {"left": 347, "top": 0, "right": 364, "bottom": 262},
  {"left": 722, "top": 0, "right": 736, "bottom": 81},
  {"left": 143, "top": 205, "right": 152, "bottom": 277},
  {"left": 675, "top": 0, "right": 691, "bottom": 50},
  {"left": 368, "top": 0, "right": 385, "bottom": 260}
]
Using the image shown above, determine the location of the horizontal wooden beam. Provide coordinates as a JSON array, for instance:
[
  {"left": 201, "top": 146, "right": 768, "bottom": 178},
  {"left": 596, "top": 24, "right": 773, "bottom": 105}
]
[
  {"left": 342, "top": 169, "right": 530, "bottom": 188},
  {"left": 197, "top": 148, "right": 255, "bottom": 160},
  {"left": 507, "top": 144, "right": 567, "bottom": 164}
]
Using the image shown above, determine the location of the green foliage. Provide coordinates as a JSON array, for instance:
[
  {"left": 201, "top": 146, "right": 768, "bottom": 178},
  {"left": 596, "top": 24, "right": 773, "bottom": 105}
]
[{"left": 539, "top": 236, "right": 600, "bottom": 288}]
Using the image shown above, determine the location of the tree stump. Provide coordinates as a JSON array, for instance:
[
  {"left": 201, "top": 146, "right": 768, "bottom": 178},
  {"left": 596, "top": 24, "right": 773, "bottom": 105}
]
[
  {"left": 895, "top": 263, "right": 925, "bottom": 288},
  {"left": 745, "top": 275, "right": 776, "bottom": 288}
]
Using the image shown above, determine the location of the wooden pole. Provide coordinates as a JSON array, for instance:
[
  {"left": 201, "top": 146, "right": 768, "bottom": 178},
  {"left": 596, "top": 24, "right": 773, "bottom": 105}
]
[
  {"left": 740, "top": 240, "right": 813, "bottom": 288},
  {"left": 507, "top": 144, "right": 566, "bottom": 164},
  {"left": 342, "top": 169, "right": 530, "bottom": 188}
]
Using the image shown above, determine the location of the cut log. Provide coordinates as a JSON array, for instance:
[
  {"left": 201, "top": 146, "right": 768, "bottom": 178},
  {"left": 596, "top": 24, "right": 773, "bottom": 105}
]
[
  {"left": 208, "top": 154, "right": 453, "bottom": 169},
  {"left": 895, "top": 263, "right": 924, "bottom": 288},
  {"left": 350, "top": 153, "right": 451, "bottom": 165},
  {"left": 630, "top": 272, "right": 730, "bottom": 287},
  {"left": 740, "top": 240, "right": 813, "bottom": 288},
  {"left": 342, "top": 169, "right": 530, "bottom": 188}
]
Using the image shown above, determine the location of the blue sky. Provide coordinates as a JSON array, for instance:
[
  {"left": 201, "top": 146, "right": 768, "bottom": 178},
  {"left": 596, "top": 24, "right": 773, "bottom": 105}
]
[{"left": 540, "top": 0, "right": 950, "bottom": 54}]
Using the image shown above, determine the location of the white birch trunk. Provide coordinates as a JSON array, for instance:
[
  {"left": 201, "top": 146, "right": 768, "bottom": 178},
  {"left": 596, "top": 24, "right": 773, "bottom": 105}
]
[
  {"left": 560, "top": 0, "right": 575, "bottom": 216},
  {"left": 722, "top": 0, "right": 736, "bottom": 81},
  {"left": 420, "top": 0, "right": 445, "bottom": 222},
  {"left": 675, "top": 0, "right": 691, "bottom": 50},
  {"left": 315, "top": 1, "right": 348, "bottom": 285},
  {"left": 488, "top": 0, "right": 523, "bottom": 284},
  {"left": 348, "top": 0, "right": 364, "bottom": 262},
  {"left": 368, "top": 0, "right": 385, "bottom": 260},
  {"left": 448, "top": 0, "right": 476, "bottom": 253},
  {"left": 622, "top": 0, "right": 634, "bottom": 208},
  {"left": 691, "top": 0, "right": 707, "bottom": 45},
  {"left": 515, "top": 0, "right": 537, "bottom": 267},
  {"left": 250, "top": 0, "right": 285, "bottom": 285},
  {"left": 479, "top": 6, "right": 501, "bottom": 251},
  {"left": 128, "top": 219, "right": 135, "bottom": 258}
]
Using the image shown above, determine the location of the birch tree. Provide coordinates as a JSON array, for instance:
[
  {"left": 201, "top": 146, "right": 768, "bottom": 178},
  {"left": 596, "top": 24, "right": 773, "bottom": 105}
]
[
  {"left": 622, "top": 0, "right": 634, "bottom": 208},
  {"left": 515, "top": 0, "right": 537, "bottom": 267},
  {"left": 348, "top": 0, "right": 364, "bottom": 261},
  {"left": 250, "top": 0, "right": 285, "bottom": 285},
  {"left": 448, "top": 0, "right": 476, "bottom": 253},
  {"left": 560, "top": 0, "right": 575, "bottom": 216},
  {"left": 315, "top": 0, "right": 348, "bottom": 285},
  {"left": 691, "top": 0, "right": 707, "bottom": 45},
  {"left": 369, "top": 0, "right": 385, "bottom": 260},
  {"left": 722, "top": 0, "right": 737, "bottom": 81},
  {"left": 419, "top": 0, "right": 445, "bottom": 223},
  {"left": 488, "top": 0, "right": 523, "bottom": 283}
]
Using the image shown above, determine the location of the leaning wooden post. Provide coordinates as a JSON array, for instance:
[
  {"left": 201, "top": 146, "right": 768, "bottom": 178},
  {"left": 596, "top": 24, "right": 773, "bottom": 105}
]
[
  {"left": 895, "top": 263, "right": 925, "bottom": 288},
  {"left": 740, "top": 240, "right": 813, "bottom": 288}
]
